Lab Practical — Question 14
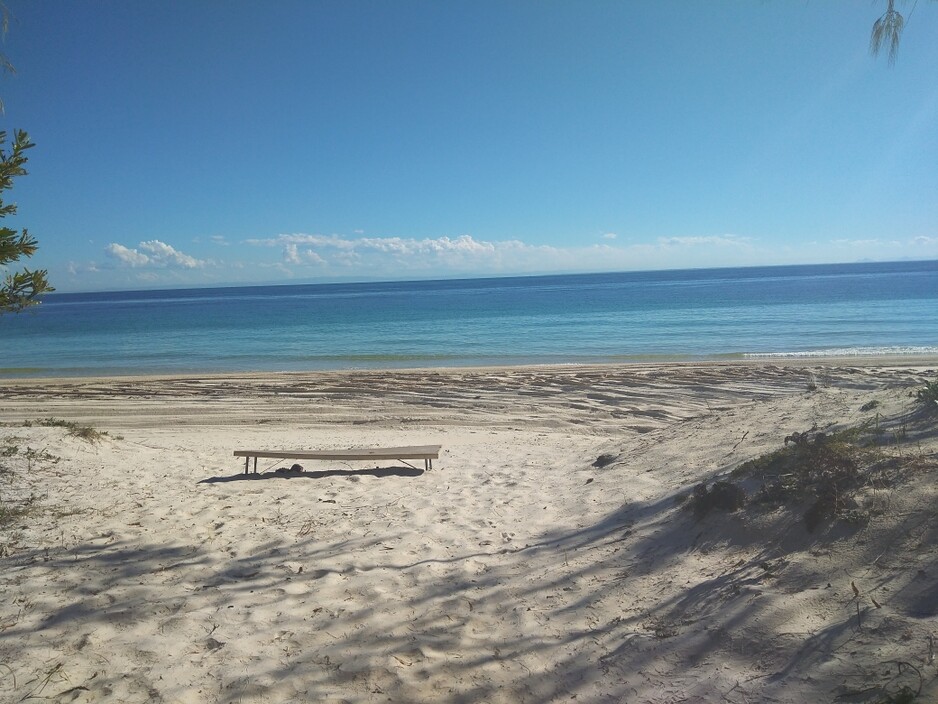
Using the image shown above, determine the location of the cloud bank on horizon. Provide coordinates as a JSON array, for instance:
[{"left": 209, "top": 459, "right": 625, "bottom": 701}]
[{"left": 61, "top": 230, "right": 936, "bottom": 290}]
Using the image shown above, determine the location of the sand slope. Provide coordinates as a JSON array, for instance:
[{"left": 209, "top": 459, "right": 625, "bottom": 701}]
[{"left": 1, "top": 363, "right": 937, "bottom": 703}]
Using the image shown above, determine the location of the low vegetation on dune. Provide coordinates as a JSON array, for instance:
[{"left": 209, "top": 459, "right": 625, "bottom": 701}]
[
  {"left": 916, "top": 378, "right": 938, "bottom": 413},
  {"left": 22, "top": 417, "right": 107, "bottom": 443},
  {"left": 0, "top": 439, "right": 47, "bottom": 551},
  {"left": 690, "top": 375, "right": 938, "bottom": 534},
  {"left": 679, "top": 376, "right": 938, "bottom": 702},
  {"left": 1, "top": 418, "right": 103, "bottom": 539}
]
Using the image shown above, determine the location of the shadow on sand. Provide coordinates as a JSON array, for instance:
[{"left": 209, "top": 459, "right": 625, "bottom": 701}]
[
  {"left": 198, "top": 465, "right": 426, "bottom": 483},
  {"left": 4, "top": 394, "right": 937, "bottom": 702}
]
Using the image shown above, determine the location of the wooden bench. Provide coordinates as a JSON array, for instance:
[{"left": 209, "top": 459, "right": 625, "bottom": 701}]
[{"left": 233, "top": 445, "right": 441, "bottom": 474}]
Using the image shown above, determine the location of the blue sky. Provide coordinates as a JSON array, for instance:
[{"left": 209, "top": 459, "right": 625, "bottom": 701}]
[{"left": 2, "top": 1, "right": 937, "bottom": 292}]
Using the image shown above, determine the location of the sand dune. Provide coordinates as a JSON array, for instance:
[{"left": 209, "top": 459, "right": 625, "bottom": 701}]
[{"left": 1, "top": 362, "right": 937, "bottom": 703}]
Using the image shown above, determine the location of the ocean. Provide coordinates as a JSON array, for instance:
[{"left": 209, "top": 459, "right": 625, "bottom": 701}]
[{"left": 1, "top": 261, "right": 936, "bottom": 377}]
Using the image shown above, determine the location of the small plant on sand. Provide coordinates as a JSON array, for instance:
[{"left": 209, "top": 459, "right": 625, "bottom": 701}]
[
  {"left": 915, "top": 377, "right": 938, "bottom": 413},
  {"left": 24, "top": 417, "right": 106, "bottom": 443},
  {"left": 1, "top": 450, "right": 41, "bottom": 531},
  {"left": 0, "top": 494, "right": 34, "bottom": 529},
  {"left": 732, "top": 423, "right": 888, "bottom": 532},
  {"left": 1, "top": 454, "right": 54, "bottom": 548}
]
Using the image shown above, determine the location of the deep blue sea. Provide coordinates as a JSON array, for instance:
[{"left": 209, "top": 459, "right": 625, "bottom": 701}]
[{"left": 1, "top": 261, "right": 937, "bottom": 378}]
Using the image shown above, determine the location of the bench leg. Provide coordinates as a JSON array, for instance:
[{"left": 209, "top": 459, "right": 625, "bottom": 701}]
[
  {"left": 244, "top": 457, "right": 249, "bottom": 474},
  {"left": 253, "top": 457, "right": 258, "bottom": 474}
]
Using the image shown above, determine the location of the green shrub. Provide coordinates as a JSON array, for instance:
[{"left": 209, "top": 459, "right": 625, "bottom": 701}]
[
  {"left": 916, "top": 377, "right": 938, "bottom": 412},
  {"left": 732, "top": 424, "right": 882, "bottom": 532}
]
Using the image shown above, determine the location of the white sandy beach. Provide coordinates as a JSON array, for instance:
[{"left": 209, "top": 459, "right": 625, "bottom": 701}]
[{"left": 1, "top": 361, "right": 937, "bottom": 703}]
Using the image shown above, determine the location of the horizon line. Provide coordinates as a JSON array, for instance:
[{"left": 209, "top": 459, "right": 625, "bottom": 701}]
[{"left": 38, "top": 257, "right": 938, "bottom": 297}]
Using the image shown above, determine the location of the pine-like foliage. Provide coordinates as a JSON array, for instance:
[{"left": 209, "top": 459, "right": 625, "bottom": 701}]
[
  {"left": 0, "top": 130, "right": 53, "bottom": 313},
  {"left": 870, "top": 0, "right": 906, "bottom": 64}
]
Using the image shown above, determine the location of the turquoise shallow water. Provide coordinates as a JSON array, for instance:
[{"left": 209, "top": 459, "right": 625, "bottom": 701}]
[{"left": 1, "top": 261, "right": 937, "bottom": 377}]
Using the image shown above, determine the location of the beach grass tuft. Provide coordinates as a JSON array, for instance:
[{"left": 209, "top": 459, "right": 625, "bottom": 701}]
[
  {"left": 0, "top": 496, "right": 34, "bottom": 530},
  {"left": 915, "top": 377, "right": 938, "bottom": 413},
  {"left": 1, "top": 434, "right": 58, "bottom": 551},
  {"left": 23, "top": 417, "right": 107, "bottom": 443}
]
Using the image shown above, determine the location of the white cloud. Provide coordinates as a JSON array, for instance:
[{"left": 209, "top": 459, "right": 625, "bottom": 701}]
[
  {"left": 232, "top": 228, "right": 938, "bottom": 284},
  {"left": 657, "top": 234, "right": 752, "bottom": 247},
  {"left": 283, "top": 243, "right": 301, "bottom": 264},
  {"left": 66, "top": 261, "right": 99, "bottom": 275},
  {"left": 139, "top": 240, "right": 204, "bottom": 268},
  {"left": 249, "top": 233, "right": 357, "bottom": 251},
  {"left": 105, "top": 243, "right": 150, "bottom": 267},
  {"left": 831, "top": 238, "right": 882, "bottom": 248},
  {"left": 244, "top": 231, "right": 779, "bottom": 278},
  {"left": 105, "top": 239, "right": 207, "bottom": 269},
  {"left": 358, "top": 234, "right": 496, "bottom": 255},
  {"left": 53, "top": 225, "right": 938, "bottom": 292},
  {"left": 251, "top": 233, "right": 504, "bottom": 270},
  {"left": 284, "top": 243, "right": 326, "bottom": 265}
]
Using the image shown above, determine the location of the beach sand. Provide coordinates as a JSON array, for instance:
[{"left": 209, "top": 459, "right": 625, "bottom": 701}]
[{"left": 1, "top": 361, "right": 937, "bottom": 703}]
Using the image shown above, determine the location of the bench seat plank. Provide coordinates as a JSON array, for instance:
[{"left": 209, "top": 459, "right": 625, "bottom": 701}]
[{"left": 233, "top": 445, "right": 441, "bottom": 473}]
